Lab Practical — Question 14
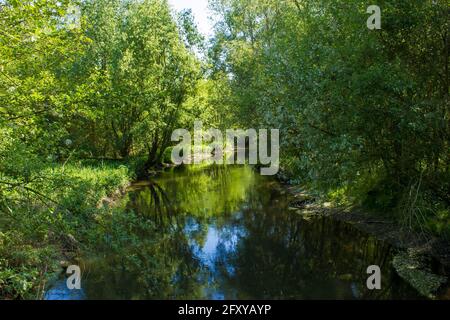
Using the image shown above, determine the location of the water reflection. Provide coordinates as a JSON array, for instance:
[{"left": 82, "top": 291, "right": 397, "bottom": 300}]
[{"left": 77, "top": 165, "right": 420, "bottom": 299}]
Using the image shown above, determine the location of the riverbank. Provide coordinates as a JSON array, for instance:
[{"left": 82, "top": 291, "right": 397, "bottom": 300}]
[
  {"left": 0, "top": 160, "right": 134, "bottom": 299},
  {"left": 279, "top": 180, "right": 450, "bottom": 298}
]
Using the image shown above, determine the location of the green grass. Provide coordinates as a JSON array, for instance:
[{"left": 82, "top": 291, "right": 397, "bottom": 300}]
[{"left": 0, "top": 160, "right": 133, "bottom": 299}]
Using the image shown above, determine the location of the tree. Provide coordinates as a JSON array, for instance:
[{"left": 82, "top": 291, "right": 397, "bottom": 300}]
[{"left": 209, "top": 0, "right": 449, "bottom": 222}]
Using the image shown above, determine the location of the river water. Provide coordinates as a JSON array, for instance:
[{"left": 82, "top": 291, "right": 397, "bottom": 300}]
[{"left": 45, "top": 165, "right": 421, "bottom": 299}]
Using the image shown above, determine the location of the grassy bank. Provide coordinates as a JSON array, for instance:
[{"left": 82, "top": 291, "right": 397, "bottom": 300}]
[{"left": 0, "top": 160, "right": 135, "bottom": 299}]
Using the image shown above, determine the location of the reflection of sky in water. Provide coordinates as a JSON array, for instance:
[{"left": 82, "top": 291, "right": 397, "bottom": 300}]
[
  {"left": 184, "top": 214, "right": 247, "bottom": 299},
  {"left": 44, "top": 279, "right": 86, "bottom": 300}
]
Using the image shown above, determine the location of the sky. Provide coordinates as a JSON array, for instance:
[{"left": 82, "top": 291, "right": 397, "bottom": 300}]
[{"left": 168, "top": 0, "right": 214, "bottom": 37}]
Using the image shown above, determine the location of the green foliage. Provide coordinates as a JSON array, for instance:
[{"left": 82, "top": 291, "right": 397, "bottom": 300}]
[
  {"left": 0, "top": 0, "right": 211, "bottom": 298},
  {"left": 0, "top": 231, "right": 60, "bottom": 299},
  {"left": 0, "top": 161, "right": 132, "bottom": 299},
  {"left": 161, "top": 147, "right": 175, "bottom": 164},
  {"left": 0, "top": 0, "right": 448, "bottom": 299},
  {"left": 209, "top": 0, "right": 449, "bottom": 232},
  {"left": 72, "top": 0, "right": 207, "bottom": 165}
]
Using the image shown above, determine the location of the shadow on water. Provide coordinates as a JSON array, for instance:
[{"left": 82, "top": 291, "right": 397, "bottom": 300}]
[{"left": 46, "top": 164, "right": 422, "bottom": 299}]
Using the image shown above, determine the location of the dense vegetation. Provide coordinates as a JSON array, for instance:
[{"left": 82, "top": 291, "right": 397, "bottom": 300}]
[
  {"left": 0, "top": 0, "right": 448, "bottom": 299},
  {"left": 209, "top": 0, "right": 449, "bottom": 233},
  {"left": 0, "top": 0, "right": 212, "bottom": 299}
]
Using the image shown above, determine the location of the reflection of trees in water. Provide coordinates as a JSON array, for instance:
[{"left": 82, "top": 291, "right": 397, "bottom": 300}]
[
  {"left": 84, "top": 165, "right": 420, "bottom": 299},
  {"left": 129, "top": 165, "right": 256, "bottom": 227},
  {"left": 82, "top": 177, "right": 212, "bottom": 299},
  {"left": 83, "top": 165, "right": 258, "bottom": 299},
  {"left": 129, "top": 181, "right": 178, "bottom": 228},
  {"left": 82, "top": 220, "right": 205, "bottom": 299},
  {"left": 212, "top": 186, "right": 420, "bottom": 299}
]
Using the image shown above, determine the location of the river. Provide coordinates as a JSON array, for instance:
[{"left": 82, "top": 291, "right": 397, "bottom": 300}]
[{"left": 45, "top": 164, "right": 421, "bottom": 299}]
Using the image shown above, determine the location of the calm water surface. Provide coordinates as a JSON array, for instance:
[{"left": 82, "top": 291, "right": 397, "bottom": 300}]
[{"left": 46, "top": 165, "right": 420, "bottom": 300}]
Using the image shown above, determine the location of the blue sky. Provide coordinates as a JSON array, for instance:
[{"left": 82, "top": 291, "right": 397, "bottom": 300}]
[{"left": 168, "top": 0, "right": 214, "bottom": 37}]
